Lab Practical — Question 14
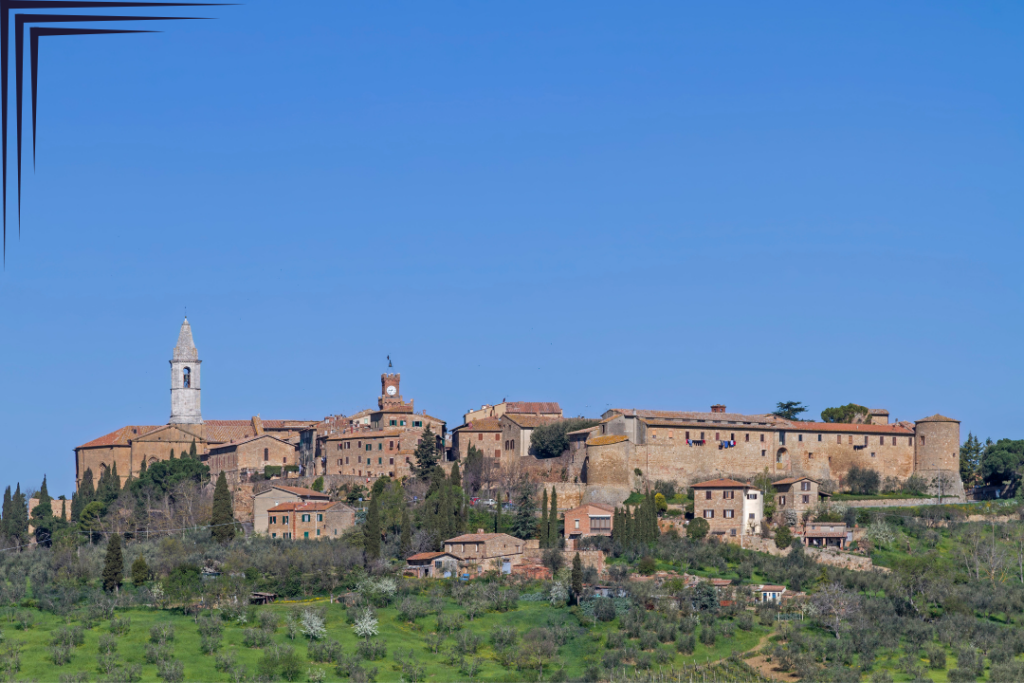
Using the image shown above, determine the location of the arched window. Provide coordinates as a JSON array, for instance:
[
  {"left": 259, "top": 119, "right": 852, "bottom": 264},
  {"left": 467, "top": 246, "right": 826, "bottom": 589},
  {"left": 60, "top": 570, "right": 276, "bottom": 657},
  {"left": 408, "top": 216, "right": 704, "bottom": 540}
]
[{"left": 183, "top": 367, "right": 191, "bottom": 388}]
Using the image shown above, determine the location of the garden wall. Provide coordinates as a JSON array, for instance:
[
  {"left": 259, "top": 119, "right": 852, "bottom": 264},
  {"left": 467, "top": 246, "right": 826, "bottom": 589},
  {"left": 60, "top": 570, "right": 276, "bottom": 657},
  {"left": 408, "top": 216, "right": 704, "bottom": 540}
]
[{"left": 840, "top": 495, "right": 965, "bottom": 508}]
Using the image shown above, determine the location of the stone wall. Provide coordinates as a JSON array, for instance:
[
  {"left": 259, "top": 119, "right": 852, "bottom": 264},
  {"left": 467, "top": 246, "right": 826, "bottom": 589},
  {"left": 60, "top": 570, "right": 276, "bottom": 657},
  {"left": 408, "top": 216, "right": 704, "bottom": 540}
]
[
  {"left": 741, "top": 536, "right": 877, "bottom": 572},
  {"left": 523, "top": 548, "right": 606, "bottom": 574},
  {"left": 551, "top": 483, "right": 586, "bottom": 510},
  {"left": 840, "top": 495, "right": 965, "bottom": 508}
]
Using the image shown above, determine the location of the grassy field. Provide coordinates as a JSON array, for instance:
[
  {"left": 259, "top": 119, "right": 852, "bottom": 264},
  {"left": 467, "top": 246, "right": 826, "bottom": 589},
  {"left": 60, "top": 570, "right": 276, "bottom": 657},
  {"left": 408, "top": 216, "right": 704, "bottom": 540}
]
[{"left": 4, "top": 594, "right": 770, "bottom": 682}]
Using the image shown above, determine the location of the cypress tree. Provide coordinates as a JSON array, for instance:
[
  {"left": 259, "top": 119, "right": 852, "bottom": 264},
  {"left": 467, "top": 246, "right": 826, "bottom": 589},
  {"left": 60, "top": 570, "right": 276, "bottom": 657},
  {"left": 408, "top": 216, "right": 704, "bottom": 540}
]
[
  {"left": 60, "top": 499, "right": 67, "bottom": 524},
  {"left": 38, "top": 475, "right": 50, "bottom": 504},
  {"left": 0, "top": 486, "right": 10, "bottom": 537},
  {"left": 549, "top": 487, "right": 559, "bottom": 548},
  {"left": 10, "top": 484, "right": 27, "bottom": 542},
  {"left": 364, "top": 494, "right": 381, "bottom": 560},
  {"left": 110, "top": 464, "right": 121, "bottom": 496},
  {"left": 169, "top": 449, "right": 176, "bottom": 460},
  {"left": 540, "top": 489, "right": 549, "bottom": 549},
  {"left": 399, "top": 507, "right": 412, "bottom": 559},
  {"left": 138, "top": 458, "right": 148, "bottom": 478},
  {"left": 211, "top": 471, "right": 236, "bottom": 542},
  {"left": 571, "top": 552, "right": 583, "bottom": 606},
  {"left": 450, "top": 462, "right": 462, "bottom": 491},
  {"left": 102, "top": 534, "right": 123, "bottom": 592},
  {"left": 80, "top": 469, "right": 96, "bottom": 504},
  {"left": 189, "top": 438, "right": 198, "bottom": 460},
  {"left": 70, "top": 491, "right": 81, "bottom": 526}
]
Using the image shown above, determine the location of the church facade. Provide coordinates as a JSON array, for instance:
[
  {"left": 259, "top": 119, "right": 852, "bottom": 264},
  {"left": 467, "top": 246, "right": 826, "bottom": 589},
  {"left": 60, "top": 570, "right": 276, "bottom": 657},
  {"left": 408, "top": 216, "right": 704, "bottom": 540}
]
[{"left": 73, "top": 319, "right": 316, "bottom": 489}]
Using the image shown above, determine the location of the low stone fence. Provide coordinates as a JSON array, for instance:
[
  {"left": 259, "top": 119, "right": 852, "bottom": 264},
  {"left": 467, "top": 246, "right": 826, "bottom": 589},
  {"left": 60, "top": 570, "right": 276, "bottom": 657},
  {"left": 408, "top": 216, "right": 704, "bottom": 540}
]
[
  {"left": 740, "top": 536, "right": 877, "bottom": 572},
  {"left": 839, "top": 495, "right": 965, "bottom": 509},
  {"left": 523, "top": 548, "right": 606, "bottom": 574}
]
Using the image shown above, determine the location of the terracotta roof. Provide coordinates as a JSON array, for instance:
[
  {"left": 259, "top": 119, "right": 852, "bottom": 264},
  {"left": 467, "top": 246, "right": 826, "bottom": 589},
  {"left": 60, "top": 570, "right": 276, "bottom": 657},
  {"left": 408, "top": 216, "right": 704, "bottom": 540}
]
[
  {"left": 691, "top": 478, "right": 753, "bottom": 489},
  {"left": 609, "top": 409, "right": 777, "bottom": 424},
  {"left": 445, "top": 532, "right": 521, "bottom": 544},
  {"left": 452, "top": 418, "right": 502, "bottom": 433},
  {"left": 759, "top": 585, "right": 786, "bottom": 592},
  {"left": 586, "top": 434, "right": 629, "bottom": 446},
  {"left": 642, "top": 418, "right": 774, "bottom": 429},
  {"left": 264, "top": 485, "right": 330, "bottom": 498},
  {"left": 773, "top": 477, "right": 817, "bottom": 486},
  {"left": 567, "top": 503, "right": 616, "bottom": 513},
  {"left": 784, "top": 421, "right": 913, "bottom": 435},
  {"left": 567, "top": 425, "right": 601, "bottom": 437},
  {"left": 267, "top": 501, "right": 340, "bottom": 513},
  {"left": 915, "top": 414, "right": 959, "bottom": 423},
  {"left": 77, "top": 425, "right": 163, "bottom": 449},
  {"left": 506, "top": 402, "right": 561, "bottom": 415},
  {"left": 407, "top": 551, "right": 462, "bottom": 561},
  {"left": 710, "top": 578, "right": 733, "bottom": 586},
  {"left": 503, "top": 414, "right": 561, "bottom": 429},
  {"left": 804, "top": 530, "right": 847, "bottom": 538},
  {"left": 207, "top": 433, "right": 295, "bottom": 453}
]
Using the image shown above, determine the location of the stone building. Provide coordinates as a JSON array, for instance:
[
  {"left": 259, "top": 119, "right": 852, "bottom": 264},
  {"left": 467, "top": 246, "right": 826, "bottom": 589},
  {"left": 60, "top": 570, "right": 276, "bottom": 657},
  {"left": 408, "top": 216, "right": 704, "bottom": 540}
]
[
  {"left": 443, "top": 530, "right": 526, "bottom": 574},
  {"left": 773, "top": 477, "right": 828, "bottom": 517},
  {"left": 450, "top": 417, "right": 503, "bottom": 461},
  {"left": 252, "top": 484, "right": 330, "bottom": 534},
  {"left": 311, "top": 374, "right": 446, "bottom": 482},
  {"left": 803, "top": 522, "right": 848, "bottom": 549},
  {"left": 73, "top": 319, "right": 316, "bottom": 489},
  {"left": 206, "top": 434, "right": 298, "bottom": 479},
  {"left": 692, "top": 478, "right": 763, "bottom": 540},
  {"left": 576, "top": 405, "right": 964, "bottom": 506},
  {"left": 266, "top": 500, "right": 355, "bottom": 540},
  {"left": 563, "top": 503, "right": 614, "bottom": 546},
  {"left": 463, "top": 401, "right": 561, "bottom": 425},
  {"left": 500, "top": 413, "right": 561, "bottom": 462}
]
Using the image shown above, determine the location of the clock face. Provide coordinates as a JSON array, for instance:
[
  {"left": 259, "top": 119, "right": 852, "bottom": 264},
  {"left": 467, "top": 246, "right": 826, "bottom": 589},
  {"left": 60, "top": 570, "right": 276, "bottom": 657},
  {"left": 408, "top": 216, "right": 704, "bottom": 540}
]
[{"left": 386, "top": 385, "right": 397, "bottom": 396}]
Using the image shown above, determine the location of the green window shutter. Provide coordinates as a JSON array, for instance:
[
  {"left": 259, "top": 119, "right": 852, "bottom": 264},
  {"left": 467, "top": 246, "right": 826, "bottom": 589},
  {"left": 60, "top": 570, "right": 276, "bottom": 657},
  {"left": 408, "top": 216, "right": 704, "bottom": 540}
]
[{"left": 304, "top": 531, "right": 309, "bottom": 539}]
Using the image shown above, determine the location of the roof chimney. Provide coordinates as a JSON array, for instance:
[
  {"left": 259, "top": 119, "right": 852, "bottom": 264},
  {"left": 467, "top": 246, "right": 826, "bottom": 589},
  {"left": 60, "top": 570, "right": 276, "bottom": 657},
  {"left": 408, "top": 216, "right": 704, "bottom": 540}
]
[{"left": 711, "top": 404, "right": 726, "bottom": 413}]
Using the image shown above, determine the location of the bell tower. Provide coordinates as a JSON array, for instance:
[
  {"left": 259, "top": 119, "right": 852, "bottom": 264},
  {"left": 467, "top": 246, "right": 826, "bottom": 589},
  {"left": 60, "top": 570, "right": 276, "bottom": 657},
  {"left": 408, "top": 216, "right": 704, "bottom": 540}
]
[{"left": 169, "top": 318, "right": 202, "bottom": 424}]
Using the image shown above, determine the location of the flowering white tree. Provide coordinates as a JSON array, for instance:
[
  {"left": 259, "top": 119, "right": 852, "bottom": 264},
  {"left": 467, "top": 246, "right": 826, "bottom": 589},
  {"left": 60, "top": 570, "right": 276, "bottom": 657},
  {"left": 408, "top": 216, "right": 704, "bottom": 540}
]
[
  {"left": 300, "top": 609, "right": 326, "bottom": 641},
  {"left": 353, "top": 608, "right": 379, "bottom": 642},
  {"left": 549, "top": 580, "right": 569, "bottom": 606}
]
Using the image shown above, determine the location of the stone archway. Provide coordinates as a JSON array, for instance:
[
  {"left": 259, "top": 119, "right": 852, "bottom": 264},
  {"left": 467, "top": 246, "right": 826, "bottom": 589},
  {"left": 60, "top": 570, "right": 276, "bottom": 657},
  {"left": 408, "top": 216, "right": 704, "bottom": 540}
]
[{"left": 776, "top": 448, "right": 788, "bottom": 465}]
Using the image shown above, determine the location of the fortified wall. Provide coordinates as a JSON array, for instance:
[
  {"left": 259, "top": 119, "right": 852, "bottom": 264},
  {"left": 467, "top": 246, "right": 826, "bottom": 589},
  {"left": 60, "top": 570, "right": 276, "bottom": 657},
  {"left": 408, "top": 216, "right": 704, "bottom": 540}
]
[{"left": 580, "top": 407, "right": 964, "bottom": 506}]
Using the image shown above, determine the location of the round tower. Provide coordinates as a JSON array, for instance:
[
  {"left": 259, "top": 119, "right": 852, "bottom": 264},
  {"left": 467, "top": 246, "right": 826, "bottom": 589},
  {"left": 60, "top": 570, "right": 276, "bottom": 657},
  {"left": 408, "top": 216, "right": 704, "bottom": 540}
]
[
  {"left": 169, "top": 318, "right": 202, "bottom": 425},
  {"left": 914, "top": 414, "right": 964, "bottom": 498}
]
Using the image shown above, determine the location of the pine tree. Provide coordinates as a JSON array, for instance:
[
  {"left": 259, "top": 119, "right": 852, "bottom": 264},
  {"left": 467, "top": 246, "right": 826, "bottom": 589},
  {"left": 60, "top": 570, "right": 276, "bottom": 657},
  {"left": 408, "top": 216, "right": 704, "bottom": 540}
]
[
  {"left": 211, "top": 471, "right": 236, "bottom": 542},
  {"left": 960, "top": 433, "right": 983, "bottom": 487},
  {"left": 510, "top": 484, "right": 537, "bottom": 540},
  {"left": 189, "top": 438, "right": 198, "bottom": 460},
  {"left": 571, "top": 552, "right": 583, "bottom": 606},
  {"left": 412, "top": 425, "right": 439, "bottom": 480},
  {"left": 549, "top": 487, "right": 559, "bottom": 548},
  {"left": 364, "top": 494, "right": 381, "bottom": 561},
  {"left": 540, "top": 489, "right": 549, "bottom": 549},
  {"left": 400, "top": 507, "right": 412, "bottom": 558},
  {"left": 102, "top": 534, "right": 123, "bottom": 592}
]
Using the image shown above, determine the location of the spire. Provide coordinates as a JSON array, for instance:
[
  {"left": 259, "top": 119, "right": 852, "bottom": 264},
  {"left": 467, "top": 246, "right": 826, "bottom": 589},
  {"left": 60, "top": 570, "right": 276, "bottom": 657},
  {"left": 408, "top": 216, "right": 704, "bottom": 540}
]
[{"left": 173, "top": 318, "right": 198, "bottom": 361}]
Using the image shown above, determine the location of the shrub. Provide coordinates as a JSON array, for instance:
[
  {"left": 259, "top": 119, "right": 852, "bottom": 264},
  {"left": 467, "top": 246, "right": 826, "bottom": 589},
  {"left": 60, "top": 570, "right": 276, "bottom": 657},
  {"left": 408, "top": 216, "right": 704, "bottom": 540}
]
[
  {"left": 656, "top": 621, "right": 676, "bottom": 643},
  {"left": 258, "top": 645, "right": 303, "bottom": 682},
  {"left": 454, "top": 631, "right": 481, "bottom": 655},
  {"left": 214, "top": 652, "right": 236, "bottom": 672},
  {"left": 774, "top": 525, "right": 793, "bottom": 549},
  {"left": 594, "top": 599, "right": 617, "bottom": 622},
  {"left": 308, "top": 640, "right": 342, "bottom": 663},
  {"left": 157, "top": 660, "right": 184, "bottom": 683},
  {"left": 490, "top": 625, "right": 518, "bottom": 650},
  {"left": 149, "top": 624, "right": 174, "bottom": 645},
  {"left": 109, "top": 616, "right": 131, "bottom": 636},
  {"left": 653, "top": 646, "right": 673, "bottom": 665},
  {"left": 200, "top": 633, "right": 222, "bottom": 655},
  {"left": 687, "top": 518, "right": 710, "bottom": 540},
  {"left": 602, "top": 649, "right": 623, "bottom": 669},
  {"left": 846, "top": 466, "right": 881, "bottom": 495},
  {"left": 144, "top": 644, "right": 172, "bottom": 664},
  {"left": 243, "top": 628, "right": 273, "bottom": 648},
  {"left": 308, "top": 666, "right": 328, "bottom": 683},
  {"left": 638, "top": 629, "right": 658, "bottom": 651},
  {"left": 357, "top": 640, "right": 387, "bottom": 661},
  {"left": 98, "top": 634, "right": 118, "bottom": 655},
  {"left": 49, "top": 643, "right": 73, "bottom": 666},
  {"left": 635, "top": 652, "right": 653, "bottom": 670},
  {"left": 436, "top": 613, "right": 464, "bottom": 634},
  {"left": 926, "top": 643, "right": 946, "bottom": 669},
  {"left": 699, "top": 625, "right": 716, "bottom": 646},
  {"left": 14, "top": 611, "right": 34, "bottom": 630},
  {"left": 59, "top": 673, "right": 89, "bottom": 683},
  {"left": 398, "top": 598, "right": 427, "bottom": 622},
  {"left": 637, "top": 556, "right": 657, "bottom": 575},
  {"left": 676, "top": 633, "right": 696, "bottom": 654},
  {"left": 258, "top": 611, "right": 279, "bottom": 632}
]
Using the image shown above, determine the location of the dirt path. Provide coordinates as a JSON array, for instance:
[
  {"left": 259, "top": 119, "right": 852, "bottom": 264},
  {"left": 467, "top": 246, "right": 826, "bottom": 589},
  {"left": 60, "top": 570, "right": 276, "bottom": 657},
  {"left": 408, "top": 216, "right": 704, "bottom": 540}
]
[{"left": 740, "top": 632, "right": 799, "bottom": 682}]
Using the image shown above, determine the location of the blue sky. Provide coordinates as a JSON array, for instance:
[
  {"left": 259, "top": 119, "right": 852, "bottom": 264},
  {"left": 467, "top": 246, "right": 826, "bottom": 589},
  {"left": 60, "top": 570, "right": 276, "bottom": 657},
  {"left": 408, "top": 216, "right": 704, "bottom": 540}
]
[{"left": 0, "top": 1, "right": 1022, "bottom": 494}]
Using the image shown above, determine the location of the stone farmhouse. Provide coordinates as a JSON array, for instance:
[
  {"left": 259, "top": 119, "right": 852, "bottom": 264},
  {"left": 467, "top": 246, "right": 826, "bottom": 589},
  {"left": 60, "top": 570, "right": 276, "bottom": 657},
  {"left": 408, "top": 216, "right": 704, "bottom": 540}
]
[
  {"left": 252, "top": 485, "right": 330, "bottom": 534},
  {"left": 773, "top": 476, "right": 830, "bottom": 518},
  {"left": 266, "top": 500, "right": 355, "bottom": 540},
  {"left": 692, "top": 479, "right": 764, "bottom": 540},
  {"left": 442, "top": 530, "right": 527, "bottom": 575},
  {"left": 576, "top": 405, "right": 964, "bottom": 506}
]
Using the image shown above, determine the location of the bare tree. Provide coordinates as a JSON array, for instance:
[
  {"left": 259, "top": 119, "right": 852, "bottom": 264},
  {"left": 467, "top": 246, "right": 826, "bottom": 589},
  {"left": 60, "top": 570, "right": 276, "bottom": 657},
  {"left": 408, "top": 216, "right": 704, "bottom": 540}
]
[
  {"left": 812, "top": 582, "right": 860, "bottom": 639},
  {"left": 931, "top": 472, "right": 955, "bottom": 503}
]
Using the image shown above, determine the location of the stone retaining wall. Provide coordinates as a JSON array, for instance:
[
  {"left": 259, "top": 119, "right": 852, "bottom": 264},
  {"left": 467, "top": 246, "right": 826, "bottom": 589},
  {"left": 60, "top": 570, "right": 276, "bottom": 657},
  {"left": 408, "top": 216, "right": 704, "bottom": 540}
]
[
  {"left": 839, "top": 495, "right": 965, "bottom": 508},
  {"left": 741, "top": 536, "right": 877, "bottom": 572}
]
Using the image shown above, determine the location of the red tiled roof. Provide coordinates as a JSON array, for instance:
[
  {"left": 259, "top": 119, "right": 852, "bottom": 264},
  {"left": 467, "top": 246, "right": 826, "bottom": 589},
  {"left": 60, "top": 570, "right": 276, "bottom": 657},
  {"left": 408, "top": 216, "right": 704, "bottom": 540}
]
[
  {"left": 784, "top": 421, "right": 913, "bottom": 435},
  {"left": 773, "top": 477, "right": 816, "bottom": 486},
  {"left": 566, "top": 503, "right": 616, "bottom": 513},
  {"left": 452, "top": 418, "right": 502, "bottom": 433},
  {"left": 710, "top": 578, "right": 733, "bottom": 586},
  {"left": 760, "top": 585, "right": 786, "bottom": 592},
  {"left": 207, "top": 433, "right": 294, "bottom": 453},
  {"left": 586, "top": 435, "right": 629, "bottom": 446},
  {"left": 77, "top": 425, "right": 163, "bottom": 449},
  {"left": 407, "top": 551, "right": 462, "bottom": 561},
  {"left": 610, "top": 409, "right": 778, "bottom": 424},
  {"left": 691, "top": 478, "right": 752, "bottom": 489},
  {"left": 504, "top": 414, "right": 561, "bottom": 429},
  {"left": 445, "top": 532, "right": 521, "bottom": 544},
  {"left": 506, "top": 402, "right": 561, "bottom": 415},
  {"left": 267, "top": 501, "right": 339, "bottom": 513},
  {"left": 915, "top": 414, "right": 959, "bottom": 423},
  {"left": 266, "top": 485, "right": 329, "bottom": 498}
]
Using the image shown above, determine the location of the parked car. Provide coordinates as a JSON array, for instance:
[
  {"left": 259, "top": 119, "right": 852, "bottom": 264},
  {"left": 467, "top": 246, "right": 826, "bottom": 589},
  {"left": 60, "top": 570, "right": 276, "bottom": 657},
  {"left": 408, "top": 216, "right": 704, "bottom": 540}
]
[
  {"left": 482, "top": 498, "right": 496, "bottom": 507},
  {"left": 470, "top": 497, "right": 480, "bottom": 504}
]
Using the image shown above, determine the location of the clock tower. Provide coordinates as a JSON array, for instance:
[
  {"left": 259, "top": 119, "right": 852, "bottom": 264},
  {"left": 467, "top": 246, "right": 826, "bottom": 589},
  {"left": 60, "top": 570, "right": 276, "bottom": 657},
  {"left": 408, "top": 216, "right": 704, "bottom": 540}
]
[{"left": 379, "top": 373, "right": 403, "bottom": 409}]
